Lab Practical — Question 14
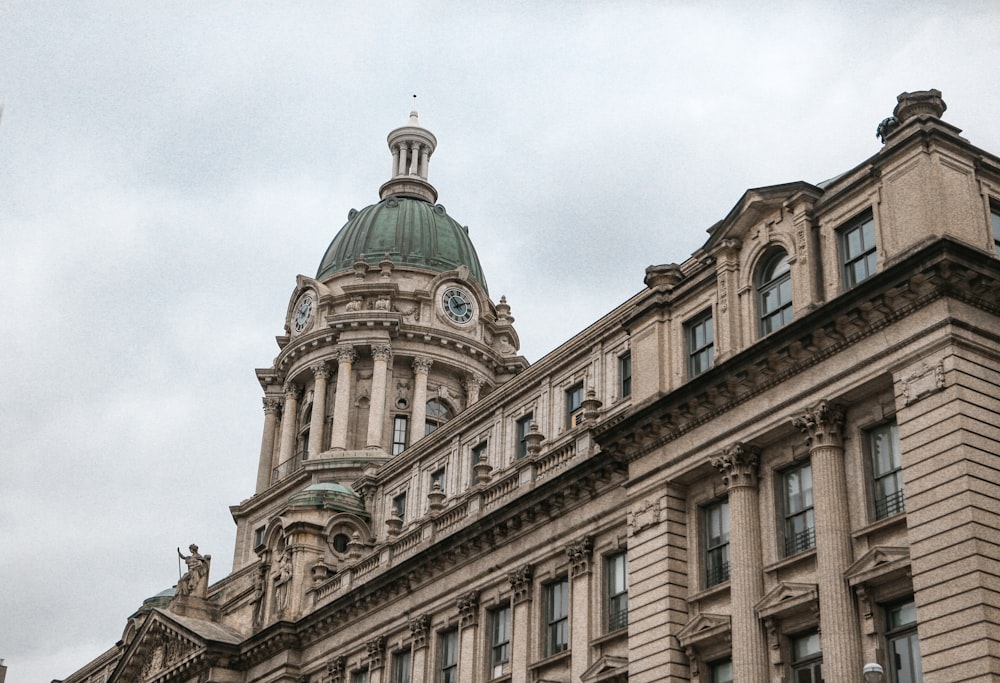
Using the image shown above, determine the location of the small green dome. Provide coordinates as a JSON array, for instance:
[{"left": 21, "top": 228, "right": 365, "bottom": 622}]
[
  {"left": 316, "top": 197, "right": 488, "bottom": 292},
  {"left": 288, "top": 482, "right": 368, "bottom": 515}
]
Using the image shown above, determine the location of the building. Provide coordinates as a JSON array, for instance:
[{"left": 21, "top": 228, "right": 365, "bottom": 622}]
[{"left": 63, "top": 90, "right": 1000, "bottom": 683}]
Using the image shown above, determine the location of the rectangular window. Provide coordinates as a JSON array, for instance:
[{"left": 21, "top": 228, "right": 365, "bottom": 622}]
[
  {"left": 490, "top": 605, "right": 511, "bottom": 678},
  {"left": 841, "top": 212, "right": 878, "bottom": 288},
  {"left": 790, "top": 631, "right": 822, "bottom": 683},
  {"left": 566, "top": 383, "right": 585, "bottom": 428},
  {"left": 783, "top": 462, "right": 815, "bottom": 556},
  {"left": 870, "top": 421, "right": 904, "bottom": 519},
  {"left": 392, "top": 651, "right": 411, "bottom": 683},
  {"left": 704, "top": 499, "right": 730, "bottom": 587},
  {"left": 352, "top": 671, "right": 369, "bottom": 683},
  {"left": 392, "top": 491, "right": 407, "bottom": 520},
  {"left": 544, "top": 579, "right": 569, "bottom": 656},
  {"left": 392, "top": 415, "right": 409, "bottom": 456},
  {"left": 430, "top": 466, "right": 446, "bottom": 494},
  {"left": 471, "top": 442, "right": 488, "bottom": 485},
  {"left": 709, "top": 658, "right": 734, "bottom": 683},
  {"left": 886, "top": 599, "right": 923, "bottom": 683},
  {"left": 253, "top": 525, "right": 266, "bottom": 548},
  {"left": 992, "top": 204, "right": 1000, "bottom": 255},
  {"left": 439, "top": 630, "right": 458, "bottom": 683},
  {"left": 606, "top": 553, "right": 628, "bottom": 631},
  {"left": 687, "top": 310, "right": 714, "bottom": 377},
  {"left": 516, "top": 413, "right": 533, "bottom": 459},
  {"left": 619, "top": 352, "right": 632, "bottom": 398}
]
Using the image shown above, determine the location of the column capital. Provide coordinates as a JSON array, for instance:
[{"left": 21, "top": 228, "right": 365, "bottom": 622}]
[
  {"left": 410, "top": 614, "right": 431, "bottom": 649},
  {"left": 326, "top": 656, "right": 346, "bottom": 683},
  {"left": 335, "top": 345, "right": 358, "bottom": 364},
  {"left": 508, "top": 563, "right": 534, "bottom": 604},
  {"left": 792, "top": 400, "right": 846, "bottom": 449},
  {"left": 366, "top": 635, "right": 386, "bottom": 670},
  {"left": 371, "top": 344, "right": 392, "bottom": 362},
  {"left": 711, "top": 442, "right": 761, "bottom": 489},
  {"left": 412, "top": 356, "right": 434, "bottom": 375},
  {"left": 464, "top": 373, "right": 485, "bottom": 392},
  {"left": 283, "top": 383, "right": 302, "bottom": 400},
  {"left": 262, "top": 396, "right": 282, "bottom": 415},
  {"left": 310, "top": 361, "right": 330, "bottom": 380},
  {"left": 456, "top": 589, "right": 480, "bottom": 628},
  {"left": 565, "top": 536, "right": 594, "bottom": 577}
]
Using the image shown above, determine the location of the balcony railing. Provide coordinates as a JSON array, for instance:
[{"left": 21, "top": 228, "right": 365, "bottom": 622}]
[
  {"left": 271, "top": 451, "right": 306, "bottom": 483},
  {"left": 875, "top": 488, "right": 906, "bottom": 519},
  {"left": 705, "top": 558, "right": 730, "bottom": 587},
  {"left": 784, "top": 526, "right": 816, "bottom": 557}
]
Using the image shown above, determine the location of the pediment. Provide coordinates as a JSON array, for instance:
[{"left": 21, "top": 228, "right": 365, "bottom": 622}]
[
  {"left": 110, "top": 609, "right": 243, "bottom": 683},
  {"left": 678, "top": 613, "right": 731, "bottom": 649},
  {"left": 581, "top": 655, "right": 629, "bottom": 683},
  {"left": 704, "top": 182, "right": 822, "bottom": 254},
  {"left": 846, "top": 546, "right": 911, "bottom": 587},
  {"left": 755, "top": 581, "right": 818, "bottom": 620}
]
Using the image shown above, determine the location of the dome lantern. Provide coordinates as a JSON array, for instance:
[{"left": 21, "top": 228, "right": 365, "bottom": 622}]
[{"left": 379, "top": 100, "right": 439, "bottom": 203}]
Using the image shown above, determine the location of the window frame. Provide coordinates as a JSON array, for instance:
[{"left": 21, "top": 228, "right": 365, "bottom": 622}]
[
  {"left": 757, "top": 248, "right": 793, "bottom": 336},
  {"left": 703, "top": 498, "right": 730, "bottom": 588},
  {"left": 566, "top": 383, "right": 585, "bottom": 429},
  {"left": 619, "top": 351, "right": 632, "bottom": 398},
  {"left": 686, "top": 309, "right": 715, "bottom": 378},
  {"left": 392, "top": 415, "right": 409, "bottom": 456},
  {"left": 868, "top": 420, "right": 905, "bottom": 520},
  {"left": 543, "top": 578, "right": 569, "bottom": 657},
  {"left": 840, "top": 210, "right": 878, "bottom": 289},
  {"left": 990, "top": 201, "right": 1000, "bottom": 255},
  {"left": 425, "top": 398, "right": 455, "bottom": 436},
  {"left": 789, "top": 631, "right": 822, "bottom": 683},
  {"left": 516, "top": 413, "right": 533, "bottom": 459},
  {"left": 392, "top": 650, "right": 412, "bottom": 683},
  {"left": 606, "top": 552, "right": 628, "bottom": 632},
  {"left": 708, "top": 657, "right": 734, "bottom": 683},
  {"left": 351, "top": 670, "right": 370, "bottom": 683},
  {"left": 885, "top": 599, "right": 922, "bottom": 683},
  {"left": 489, "top": 604, "right": 511, "bottom": 678},
  {"left": 392, "top": 491, "right": 408, "bottom": 521},
  {"left": 439, "top": 629, "right": 458, "bottom": 683},
  {"left": 430, "top": 466, "right": 446, "bottom": 494},
  {"left": 782, "top": 462, "right": 815, "bottom": 557}
]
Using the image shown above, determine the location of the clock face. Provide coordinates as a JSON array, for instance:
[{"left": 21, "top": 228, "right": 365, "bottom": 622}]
[
  {"left": 442, "top": 287, "right": 474, "bottom": 324},
  {"left": 293, "top": 294, "right": 314, "bottom": 334}
]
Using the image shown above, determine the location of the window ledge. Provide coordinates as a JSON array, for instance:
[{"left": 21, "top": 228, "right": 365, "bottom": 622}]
[
  {"left": 852, "top": 512, "right": 906, "bottom": 540},
  {"left": 687, "top": 580, "right": 731, "bottom": 604},
  {"left": 590, "top": 628, "right": 627, "bottom": 647},
  {"left": 529, "top": 650, "right": 571, "bottom": 671},
  {"left": 764, "top": 547, "right": 816, "bottom": 574}
]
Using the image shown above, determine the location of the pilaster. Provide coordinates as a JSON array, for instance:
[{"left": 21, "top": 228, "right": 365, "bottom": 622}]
[
  {"left": 457, "top": 590, "right": 479, "bottom": 683},
  {"left": 565, "top": 536, "right": 593, "bottom": 683},
  {"left": 508, "top": 564, "right": 533, "bottom": 683},
  {"left": 410, "top": 615, "right": 431, "bottom": 683}
]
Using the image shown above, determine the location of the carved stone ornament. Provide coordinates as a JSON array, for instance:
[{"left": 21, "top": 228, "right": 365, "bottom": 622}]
[
  {"left": 134, "top": 624, "right": 198, "bottom": 682},
  {"left": 410, "top": 614, "right": 431, "bottom": 649},
  {"left": 262, "top": 396, "right": 282, "bottom": 416},
  {"left": 327, "top": 656, "right": 347, "bottom": 683},
  {"left": 366, "top": 635, "right": 386, "bottom": 669},
  {"left": 457, "top": 589, "right": 480, "bottom": 628},
  {"left": 412, "top": 357, "right": 433, "bottom": 375},
  {"left": 311, "top": 361, "right": 331, "bottom": 380},
  {"left": 628, "top": 497, "right": 661, "bottom": 534},
  {"left": 371, "top": 344, "right": 392, "bottom": 363},
  {"left": 710, "top": 442, "right": 761, "bottom": 489},
  {"left": 284, "top": 383, "right": 304, "bottom": 401},
  {"left": 335, "top": 345, "right": 359, "bottom": 364},
  {"left": 902, "top": 360, "right": 945, "bottom": 406},
  {"left": 565, "top": 536, "right": 594, "bottom": 577},
  {"left": 791, "top": 400, "right": 846, "bottom": 449},
  {"left": 508, "top": 563, "right": 534, "bottom": 605}
]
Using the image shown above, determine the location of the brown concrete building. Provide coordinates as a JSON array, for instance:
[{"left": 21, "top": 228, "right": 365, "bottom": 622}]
[{"left": 63, "top": 90, "right": 1000, "bottom": 683}]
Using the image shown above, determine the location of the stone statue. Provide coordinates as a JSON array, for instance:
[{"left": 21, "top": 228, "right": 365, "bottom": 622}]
[
  {"left": 176, "top": 544, "right": 211, "bottom": 598},
  {"left": 251, "top": 564, "right": 267, "bottom": 628},
  {"left": 273, "top": 549, "right": 292, "bottom": 613}
]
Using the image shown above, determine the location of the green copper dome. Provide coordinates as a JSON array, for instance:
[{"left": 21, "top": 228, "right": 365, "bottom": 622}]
[
  {"left": 287, "top": 482, "right": 368, "bottom": 516},
  {"left": 316, "top": 197, "right": 488, "bottom": 292}
]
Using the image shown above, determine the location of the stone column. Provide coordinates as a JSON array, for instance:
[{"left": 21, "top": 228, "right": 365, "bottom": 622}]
[
  {"left": 396, "top": 143, "right": 408, "bottom": 176},
  {"left": 711, "top": 443, "right": 768, "bottom": 683},
  {"left": 366, "top": 636, "right": 386, "bottom": 683},
  {"left": 366, "top": 344, "right": 392, "bottom": 450},
  {"left": 508, "top": 564, "right": 533, "bottom": 683},
  {"left": 566, "top": 537, "right": 594, "bottom": 683},
  {"left": 792, "top": 401, "right": 861, "bottom": 683},
  {"left": 408, "top": 142, "right": 419, "bottom": 175},
  {"left": 410, "top": 615, "right": 430, "bottom": 683},
  {"left": 330, "top": 346, "right": 357, "bottom": 451},
  {"left": 308, "top": 361, "right": 330, "bottom": 458},
  {"left": 464, "top": 373, "right": 484, "bottom": 407},
  {"left": 409, "top": 357, "right": 433, "bottom": 446},
  {"left": 391, "top": 145, "right": 401, "bottom": 179},
  {"left": 419, "top": 145, "right": 430, "bottom": 177},
  {"left": 457, "top": 590, "right": 479, "bottom": 683},
  {"left": 256, "top": 396, "right": 282, "bottom": 492},
  {"left": 276, "top": 383, "right": 302, "bottom": 466}
]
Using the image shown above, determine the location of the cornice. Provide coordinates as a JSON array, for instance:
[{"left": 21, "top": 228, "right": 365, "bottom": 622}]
[{"left": 597, "top": 238, "right": 1000, "bottom": 464}]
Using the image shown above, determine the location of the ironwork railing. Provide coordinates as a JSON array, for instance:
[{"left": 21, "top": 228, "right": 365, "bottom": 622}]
[
  {"left": 784, "top": 526, "right": 816, "bottom": 557},
  {"left": 271, "top": 452, "right": 306, "bottom": 483},
  {"left": 608, "top": 602, "right": 629, "bottom": 632},
  {"left": 705, "top": 558, "right": 730, "bottom": 587},
  {"left": 875, "top": 489, "right": 906, "bottom": 519}
]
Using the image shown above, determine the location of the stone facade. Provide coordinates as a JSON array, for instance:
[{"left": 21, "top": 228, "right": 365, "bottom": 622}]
[{"left": 63, "top": 91, "right": 1000, "bottom": 683}]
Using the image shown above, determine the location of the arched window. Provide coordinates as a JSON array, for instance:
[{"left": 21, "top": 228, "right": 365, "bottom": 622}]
[
  {"left": 757, "top": 249, "right": 793, "bottom": 335},
  {"left": 425, "top": 398, "right": 454, "bottom": 436}
]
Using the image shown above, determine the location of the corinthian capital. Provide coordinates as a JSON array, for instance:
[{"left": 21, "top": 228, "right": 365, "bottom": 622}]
[
  {"left": 371, "top": 344, "right": 392, "bottom": 362},
  {"left": 508, "top": 563, "right": 534, "bottom": 605},
  {"left": 792, "top": 400, "right": 846, "bottom": 449},
  {"left": 310, "top": 361, "right": 330, "bottom": 380},
  {"left": 565, "top": 536, "right": 594, "bottom": 577},
  {"left": 262, "top": 396, "right": 282, "bottom": 415},
  {"left": 711, "top": 442, "right": 760, "bottom": 489},
  {"left": 412, "top": 357, "right": 433, "bottom": 375},
  {"left": 335, "top": 345, "right": 358, "bottom": 364},
  {"left": 283, "top": 383, "right": 303, "bottom": 400}
]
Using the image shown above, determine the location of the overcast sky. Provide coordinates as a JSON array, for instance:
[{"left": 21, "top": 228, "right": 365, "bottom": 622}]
[{"left": 2, "top": 2, "right": 999, "bottom": 681}]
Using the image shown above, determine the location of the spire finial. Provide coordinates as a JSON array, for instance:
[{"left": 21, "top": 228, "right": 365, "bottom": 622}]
[{"left": 409, "top": 95, "right": 420, "bottom": 126}]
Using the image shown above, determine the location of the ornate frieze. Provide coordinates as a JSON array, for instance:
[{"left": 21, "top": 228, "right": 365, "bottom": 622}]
[
  {"left": 508, "top": 564, "right": 534, "bottom": 604},
  {"left": 792, "top": 400, "right": 846, "bottom": 449},
  {"left": 457, "top": 589, "right": 480, "bottom": 627},
  {"left": 565, "top": 536, "right": 594, "bottom": 577},
  {"left": 410, "top": 614, "right": 431, "bottom": 649},
  {"left": 710, "top": 443, "right": 761, "bottom": 489}
]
